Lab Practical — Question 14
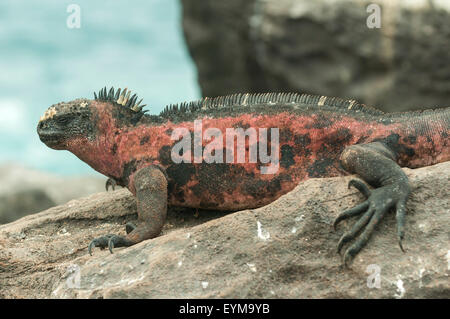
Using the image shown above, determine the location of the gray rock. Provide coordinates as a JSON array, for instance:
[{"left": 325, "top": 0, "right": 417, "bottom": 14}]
[
  {"left": 0, "top": 163, "right": 105, "bottom": 224},
  {"left": 0, "top": 161, "right": 448, "bottom": 298},
  {"left": 0, "top": 189, "right": 55, "bottom": 224},
  {"left": 182, "top": 0, "right": 450, "bottom": 112},
  {"left": 182, "top": 0, "right": 263, "bottom": 96}
]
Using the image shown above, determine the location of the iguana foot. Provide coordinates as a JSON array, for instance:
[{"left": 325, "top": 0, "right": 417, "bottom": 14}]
[
  {"left": 334, "top": 178, "right": 409, "bottom": 267},
  {"left": 88, "top": 234, "right": 133, "bottom": 255},
  {"left": 105, "top": 178, "right": 117, "bottom": 191}
]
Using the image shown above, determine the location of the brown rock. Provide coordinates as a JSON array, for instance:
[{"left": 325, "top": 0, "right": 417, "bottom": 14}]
[{"left": 0, "top": 162, "right": 448, "bottom": 298}]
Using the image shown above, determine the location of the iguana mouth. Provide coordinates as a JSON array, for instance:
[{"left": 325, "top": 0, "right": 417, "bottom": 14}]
[{"left": 37, "top": 124, "right": 65, "bottom": 148}]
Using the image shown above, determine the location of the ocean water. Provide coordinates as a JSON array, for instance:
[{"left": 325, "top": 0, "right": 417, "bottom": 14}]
[{"left": 0, "top": 0, "right": 200, "bottom": 176}]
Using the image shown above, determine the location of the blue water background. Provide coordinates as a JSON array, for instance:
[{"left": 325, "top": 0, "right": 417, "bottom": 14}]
[{"left": 0, "top": 0, "right": 200, "bottom": 175}]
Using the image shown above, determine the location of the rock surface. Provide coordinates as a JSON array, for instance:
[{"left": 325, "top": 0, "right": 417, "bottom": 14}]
[
  {"left": 182, "top": 0, "right": 450, "bottom": 112},
  {"left": 0, "top": 161, "right": 448, "bottom": 298},
  {"left": 0, "top": 163, "right": 105, "bottom": 224}
]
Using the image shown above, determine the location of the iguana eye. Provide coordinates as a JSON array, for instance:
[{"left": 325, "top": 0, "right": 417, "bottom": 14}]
[{"left": 55, "top": 115, "right": 72, "bottom": 125}]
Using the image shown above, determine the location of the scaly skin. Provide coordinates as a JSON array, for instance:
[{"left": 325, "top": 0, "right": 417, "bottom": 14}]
[{"left": 37, "top": 87, "right": 449, "bottom": 266}]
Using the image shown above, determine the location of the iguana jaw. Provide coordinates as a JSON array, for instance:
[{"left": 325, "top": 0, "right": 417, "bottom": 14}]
[
  {"left": 37, "top": 128, "right": 66, "bottom": 149},
  {"left": 37, "top": 114, "right": 68, "bottom": 150}
]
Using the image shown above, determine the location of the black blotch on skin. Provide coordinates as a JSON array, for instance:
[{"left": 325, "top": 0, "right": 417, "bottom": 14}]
[
  {"left": 307, "top": 158, "right": 335, "bottom": 178},
  {"left": 172, "top": 189, "right": 185, "bottom": 203},
  {"left": 243, "top": 179, "right": 266, "bottom": 198},
  {"left": 377, "top": 133, "right": 415, "bottom": 158},
  {"left": 232, "top": 121, "right": 251, "bottom": 130},
  {"left": 294, "top": 133, "right": 311, "bottom": 147},
  {"left": 242, "top": 174, "right": 292, "bottom": 199},
  {"left": 166, "top": 162, "right": 196, "bottom": 203},
  {"left": 293, "top": 133, "right": 312, "bottom": 157},
  {"left": 140, "top": 135, "right": 150, "bottom": 145},
  {"left": 111, "top": 143, "right": 117, "bottom": 155},
  {"left": 158, "top": 145, "right": 173, "bottom": 166},
  {"left": 279, "top": 128, "right": 293, "bottom": 143},
  {"left": 165, "top": 128, "right": 173, "bottom": 136},
  {"left": 267, "top": 174, "right": 292, "bottom": 194},
  {"left": 166, "top": 163, "right": 196, "bottom": 187},
  {"left": 266, "top": 178, "right": 282, "bottom": 195},
  {"left": 191, "top": 163, "right": 240, "bottom": 197},
  {"left": 402, "top": 135, "right": 417, "bottom": 144},
  {"left": 280, "top": 144, "right": 295, "bottom": 169},
  {"left": 306, "top": 114, "right": 334, "bottom": 129},
  {"left": 327, "top": 128, "right": 353, "bottom": 145},
  {"left": 118, "top": 159, "right": 138, "bottom": 186},
  {"left": 318, "top": 128, "right": 353, "bottom": 155},
  {"left": 190, "top": 163, "right": 260, "bottom": 205}
]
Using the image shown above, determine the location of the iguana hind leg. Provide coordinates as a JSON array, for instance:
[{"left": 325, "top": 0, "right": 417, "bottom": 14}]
[
  {"left": 334, "top": 141, "right": 411, "bottom": 267},
  {"left": 89, "top": 165, "right": 168, "bottom": 255}
]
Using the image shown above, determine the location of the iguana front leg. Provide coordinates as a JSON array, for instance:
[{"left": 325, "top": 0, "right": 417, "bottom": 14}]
[
  {"left": 89, "top": 165, "right": 168, "bottom": 255},
  {"left": 334, "top": 141, "right": 411, "bottom": 267}
]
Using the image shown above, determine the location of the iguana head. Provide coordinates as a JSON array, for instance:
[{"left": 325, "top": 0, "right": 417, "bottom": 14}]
[
  {"left": 37, "top": 98, "right": 96, "bottom": 149},
  {"left": 37, "top": 87, "right": 147, "bottom": 150}
]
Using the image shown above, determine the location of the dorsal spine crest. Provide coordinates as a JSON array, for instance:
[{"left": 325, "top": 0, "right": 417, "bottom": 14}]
[
  {"left": 159, "top": 92, "right": 385, "bottom": 118},
  {"left": 94, "top": 86, "right": 147, "bottom": 114}
]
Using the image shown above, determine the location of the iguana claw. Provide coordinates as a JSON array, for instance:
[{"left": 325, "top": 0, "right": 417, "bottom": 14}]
[
  {"left": 88, "top": 234, "right": 132, "bottom": 255},
  {"left": 334, "top": 179, "right": 410, "bottom": 267},
  {"left": 105, "top": 178, "right": 117, "bottom": 191}
]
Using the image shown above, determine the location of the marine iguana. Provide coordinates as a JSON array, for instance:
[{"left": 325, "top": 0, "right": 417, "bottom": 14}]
[{"left": 37, "top": 87, "right": 449, "bottom": 266}]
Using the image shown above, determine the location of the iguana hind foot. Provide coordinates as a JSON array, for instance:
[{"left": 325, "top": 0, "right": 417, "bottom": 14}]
[{"left": 335, "top": 141, "right": 411, "bottom": 267}]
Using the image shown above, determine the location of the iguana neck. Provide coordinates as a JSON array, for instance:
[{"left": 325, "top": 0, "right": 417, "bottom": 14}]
[{"left": 65, "top": 134, "right": 122, "bottom": 179}]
